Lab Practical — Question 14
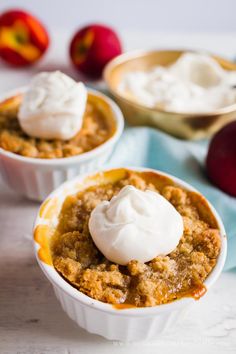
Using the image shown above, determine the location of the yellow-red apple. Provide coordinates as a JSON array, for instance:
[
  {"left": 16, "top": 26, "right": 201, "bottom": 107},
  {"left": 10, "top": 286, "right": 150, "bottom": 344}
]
[
  {"left": 70, "top": 24, "right": 122, "bottom": 78},
  {"left": 0, "top": 9, "right": 49, "bottom": 66}
]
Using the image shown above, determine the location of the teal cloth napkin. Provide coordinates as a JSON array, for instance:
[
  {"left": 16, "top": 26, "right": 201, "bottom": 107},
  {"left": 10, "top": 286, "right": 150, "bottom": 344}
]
[{"left": 105, "top": 127, "right": 236, "bottom": 271}]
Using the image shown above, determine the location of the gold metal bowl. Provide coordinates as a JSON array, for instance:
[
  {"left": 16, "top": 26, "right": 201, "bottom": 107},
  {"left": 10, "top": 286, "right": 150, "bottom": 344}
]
[{"left": 104, "top": 50, "right": 236, "bottom": 140}]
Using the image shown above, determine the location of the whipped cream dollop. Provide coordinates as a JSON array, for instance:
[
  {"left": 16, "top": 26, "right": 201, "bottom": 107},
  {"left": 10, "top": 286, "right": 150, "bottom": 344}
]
[
  {"left": 19, "top": 71, "right": 87, "bottom": 140},
  {"left": 89, "top": 185, "right": 183, "bottom": 265},
  {"left": 119, "top": 52, "right": 236, "bottom": 113}
]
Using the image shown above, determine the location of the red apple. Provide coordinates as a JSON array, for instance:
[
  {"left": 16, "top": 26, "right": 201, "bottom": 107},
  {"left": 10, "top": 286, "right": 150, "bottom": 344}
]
[
  {"left": 206, "top": 121, "right": 236, "bottom": 196},
  {"left": 0, "top": 9, "right": 49, "bottom": 66},
  {"left": 69, "top": 24, "right": 122, "bottom": 78}
]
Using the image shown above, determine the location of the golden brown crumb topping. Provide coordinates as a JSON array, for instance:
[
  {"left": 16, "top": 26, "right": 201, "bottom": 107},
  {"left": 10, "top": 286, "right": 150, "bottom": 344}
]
[
  {"left": 0, "top": 95, "right": 114, "bottom": 159},
  {"left": 51, "top": 171, "right": 221, "bottom": 307}
]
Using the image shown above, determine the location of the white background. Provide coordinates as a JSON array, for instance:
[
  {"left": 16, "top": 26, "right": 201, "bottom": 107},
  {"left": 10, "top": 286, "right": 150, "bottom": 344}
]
[
  {"left": 0, "top": 1, "right": 236, "bottom": 354},
  {"left": 0, "top": 0, "right": 236, "bottom": 33}
]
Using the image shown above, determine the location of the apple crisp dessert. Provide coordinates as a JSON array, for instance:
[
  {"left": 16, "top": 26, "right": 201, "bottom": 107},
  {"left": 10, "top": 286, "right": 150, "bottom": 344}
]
[
  {"left": 50, "top": 170, "right": 221, "bottom": 307},
  {"left": 0, "top": 94, "right": 115, "bottom": 159}
]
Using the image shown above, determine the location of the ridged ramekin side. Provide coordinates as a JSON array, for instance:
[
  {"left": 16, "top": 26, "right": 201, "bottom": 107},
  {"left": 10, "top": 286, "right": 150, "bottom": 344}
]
[
  {"left": 0, "top": 147, "right": 113, "bottom": 201},
  {"left": 53, "top": 284, "right": 191, "bottom": 341}
]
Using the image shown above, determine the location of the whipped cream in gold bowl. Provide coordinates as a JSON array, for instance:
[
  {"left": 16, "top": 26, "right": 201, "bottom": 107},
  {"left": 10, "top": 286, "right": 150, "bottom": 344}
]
[{"left": 104, "top": 50, "right": 236, "bottom": 139}]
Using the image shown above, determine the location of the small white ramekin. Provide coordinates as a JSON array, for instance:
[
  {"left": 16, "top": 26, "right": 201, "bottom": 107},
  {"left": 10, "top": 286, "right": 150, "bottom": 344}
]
[
  {"left": 33, "top": 167, "right": 227, "bottom": 342},
  {"left": 0, "top": 87, "right": 124, "bottom": 201}
]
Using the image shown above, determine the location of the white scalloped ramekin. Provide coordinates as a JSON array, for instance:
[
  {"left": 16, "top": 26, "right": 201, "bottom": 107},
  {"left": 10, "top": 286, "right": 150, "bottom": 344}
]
[
  {"left": 33, "top": 167, "right": 227, "bottom": 342},
  {"left": 0, "top": 87, "right": 124, "bottom": 201}
]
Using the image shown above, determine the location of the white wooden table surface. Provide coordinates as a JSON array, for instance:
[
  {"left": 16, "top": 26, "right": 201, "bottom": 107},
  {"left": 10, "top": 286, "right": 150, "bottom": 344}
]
[{"left": 0, "top": 30, "right": 236, "bottom": 354}]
